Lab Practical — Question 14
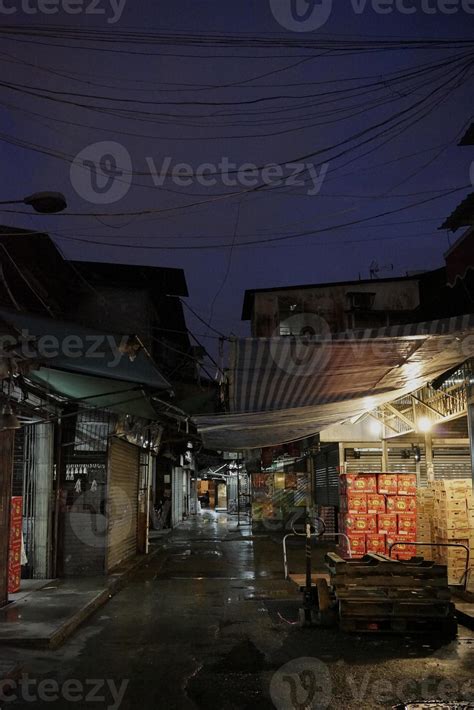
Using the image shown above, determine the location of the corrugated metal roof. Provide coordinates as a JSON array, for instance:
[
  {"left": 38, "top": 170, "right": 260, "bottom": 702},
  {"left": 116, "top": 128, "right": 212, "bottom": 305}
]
[{"left": 195, "top": 314, "right": 474, "bottom": 450}]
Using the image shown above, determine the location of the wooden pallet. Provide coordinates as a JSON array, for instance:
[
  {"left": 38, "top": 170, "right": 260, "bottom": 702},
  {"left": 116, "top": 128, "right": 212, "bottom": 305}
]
[
  {"left": 339, "top": 615, "right": 457, "bottom": 636},
  {"left": 326, "top": 553, "right": 456, "bottom": 636}
]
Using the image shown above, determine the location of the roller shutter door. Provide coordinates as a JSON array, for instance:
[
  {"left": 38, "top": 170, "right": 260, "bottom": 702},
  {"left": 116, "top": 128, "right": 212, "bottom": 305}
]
[
  {"left": 387, "top": 447, "right": 427, "bottom": 485},
  {"left": 345, "top": 448, "right": 382, "bottom": 474},
  {"left": 433, "top": 447, "right": 471, "bottom": 480},
  {"left": 314, "top": 446, "right": 340, "bottom": 506},
  {"left": 106, "top": 438, "right": 139, "bottom": 572}
]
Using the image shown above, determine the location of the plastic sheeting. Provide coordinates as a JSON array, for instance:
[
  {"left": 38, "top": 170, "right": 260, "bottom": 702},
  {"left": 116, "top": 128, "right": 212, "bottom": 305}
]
[{"left": 195, "top": 315, "right": 474, "bottom": 450}]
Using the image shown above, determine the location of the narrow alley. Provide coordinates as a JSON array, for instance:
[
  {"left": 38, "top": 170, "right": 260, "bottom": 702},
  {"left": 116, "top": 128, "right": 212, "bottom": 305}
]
[{"left": 4, "top": 511, "right": 474, "bottom": 710}]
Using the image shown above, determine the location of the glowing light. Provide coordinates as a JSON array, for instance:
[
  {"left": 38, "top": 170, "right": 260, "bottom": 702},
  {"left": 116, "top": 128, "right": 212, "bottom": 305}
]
[
  {"left": 369, "top": 420, "right": 383, "bottom": 437},
  {"left": 418, "top": 416, "right": 432, "bottom": 433}
]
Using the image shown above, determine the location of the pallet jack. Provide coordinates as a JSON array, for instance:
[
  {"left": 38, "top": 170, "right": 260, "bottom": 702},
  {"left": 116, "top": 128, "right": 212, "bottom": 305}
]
[
  {"left": 285, "top": 513, "right": 463, "bottom": 636},
  {"left": 286, "top": 510, "right": 339, "bottom": 627}
]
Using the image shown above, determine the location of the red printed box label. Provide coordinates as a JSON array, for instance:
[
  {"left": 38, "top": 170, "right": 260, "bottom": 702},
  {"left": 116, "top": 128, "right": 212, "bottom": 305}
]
[
  {"left": 398, "top": 513, "right": 417, "bottom": 537},
  {"left": 378, "top": 474, "right": 398, "bottom": 495},
  {"left": 397, "top": 474, "right": 417, "bottom": 496},
  {"left": 341, "top": 493, "right": 367, "bottom": 514},
  {"left": 387, "top": 496, "right": 416, "bottom": 513},
  {"left": 343, "top": 514, "right": 377, "bottom": 533},
  {"left": 378, "top": 514, "right": 398, "bottom": 535},
  {"left": 366, "top": 534, "right": 386, "bottom": 555},
  {"left": 367, "top": 494, "right": 386, "bottom": 514}
]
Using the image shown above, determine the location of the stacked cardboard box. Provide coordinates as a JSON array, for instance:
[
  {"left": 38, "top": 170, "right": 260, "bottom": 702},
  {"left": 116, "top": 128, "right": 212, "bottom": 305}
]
[
  {"left": 431, "top": 480, "right": 472, "bottom": 585},
  {"left": 8, "top": 496, "right": 22, "bottom": 594},
  {"left": 416, "top": 488, "right": 435, "bottom": 560},
  {"left": 338, "top": 473, "right": 418, "bottom": 559}
]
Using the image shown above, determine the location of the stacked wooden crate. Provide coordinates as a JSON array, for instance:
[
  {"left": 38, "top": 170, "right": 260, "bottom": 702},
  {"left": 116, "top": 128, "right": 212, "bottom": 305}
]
[
  {"left": 325, "top": 551, "right": 457, "bottom": 637},
  {"left": 432, "top": 480, "right": 472, "bottom": 585}
]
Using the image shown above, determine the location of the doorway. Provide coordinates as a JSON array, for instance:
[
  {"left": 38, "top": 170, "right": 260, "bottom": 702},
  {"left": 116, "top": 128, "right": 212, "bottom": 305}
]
[{"left": 216, "top": 481, "right": 228, "bottom": 510}]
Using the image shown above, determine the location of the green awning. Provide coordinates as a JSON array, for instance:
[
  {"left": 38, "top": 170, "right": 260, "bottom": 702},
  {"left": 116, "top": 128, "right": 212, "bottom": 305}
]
[{"left": 31, "top": 368, "right": 158, "bottom": 419}]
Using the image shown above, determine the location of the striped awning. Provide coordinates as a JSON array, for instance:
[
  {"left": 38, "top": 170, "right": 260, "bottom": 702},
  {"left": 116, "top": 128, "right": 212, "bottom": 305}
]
[{"left": 195, "top": 315, "right": 474, "bottom": 450}]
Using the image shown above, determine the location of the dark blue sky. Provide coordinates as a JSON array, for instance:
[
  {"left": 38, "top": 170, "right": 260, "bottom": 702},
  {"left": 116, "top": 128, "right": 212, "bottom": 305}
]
[{"left": 0, "top": 0, "right": 473, "bottom": 357}]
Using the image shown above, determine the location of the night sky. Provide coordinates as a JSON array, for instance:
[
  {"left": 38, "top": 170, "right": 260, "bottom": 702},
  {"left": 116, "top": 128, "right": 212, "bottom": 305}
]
[{"left": 0, "top": 1, "right": 473, "bottom": 362}]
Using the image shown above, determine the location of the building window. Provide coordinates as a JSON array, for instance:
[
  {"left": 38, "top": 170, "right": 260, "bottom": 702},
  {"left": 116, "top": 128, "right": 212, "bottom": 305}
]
[{"left": 346, "top": 292, "right": 376, "bottom": 311}]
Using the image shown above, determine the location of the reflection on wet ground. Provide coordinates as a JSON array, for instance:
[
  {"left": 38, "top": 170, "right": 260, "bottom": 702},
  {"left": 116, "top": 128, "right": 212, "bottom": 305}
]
[{"left": 7, "top": 511, "right": 474, "bottom": 710}]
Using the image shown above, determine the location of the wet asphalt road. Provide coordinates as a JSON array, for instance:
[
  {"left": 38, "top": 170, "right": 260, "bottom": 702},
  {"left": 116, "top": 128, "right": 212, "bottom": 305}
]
[{"left": 6, "top": 511, "right": 474, "bottom": 710}]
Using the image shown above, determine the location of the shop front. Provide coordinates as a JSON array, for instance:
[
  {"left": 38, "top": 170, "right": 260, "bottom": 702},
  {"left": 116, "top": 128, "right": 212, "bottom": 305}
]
[
  {"left": 251, "top": 461, "right": 310, "bottom": 531},
  {"left": 60, "top": 410, "right": 142, "bottom": 576}
]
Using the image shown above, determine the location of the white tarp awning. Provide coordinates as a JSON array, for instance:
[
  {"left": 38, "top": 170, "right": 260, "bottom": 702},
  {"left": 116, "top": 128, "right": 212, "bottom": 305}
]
[{"left": 195, "top": 315, "right": 474, "bottom": 450}]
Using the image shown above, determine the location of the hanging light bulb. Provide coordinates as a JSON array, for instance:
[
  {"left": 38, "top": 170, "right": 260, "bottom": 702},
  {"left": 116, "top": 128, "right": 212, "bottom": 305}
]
[{"left": 0, "top": 401, "right": 20, "bottom": 430}]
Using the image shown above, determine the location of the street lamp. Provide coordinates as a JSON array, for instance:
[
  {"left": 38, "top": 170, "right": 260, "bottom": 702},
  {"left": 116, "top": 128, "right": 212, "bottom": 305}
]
[{"left": 0, "top": 192, "right": 67, "bottom": 214}]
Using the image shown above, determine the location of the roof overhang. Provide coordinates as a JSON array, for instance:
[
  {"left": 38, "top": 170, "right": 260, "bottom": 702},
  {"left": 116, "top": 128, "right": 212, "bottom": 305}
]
[
  {"left": 195, "top": 315, "right": 474, "bottom": 450},
  {"left": 30, "top": 368, "right": 158, "bottom": 419},
  {"left": 0, "top": 308, "right": 171, "bottom": 390}
]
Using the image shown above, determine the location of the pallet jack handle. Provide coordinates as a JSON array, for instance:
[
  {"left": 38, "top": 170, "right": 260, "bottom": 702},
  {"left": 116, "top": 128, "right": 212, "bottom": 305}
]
[{"left": 283, "top": 531, "right": 353, "bottom": 579}]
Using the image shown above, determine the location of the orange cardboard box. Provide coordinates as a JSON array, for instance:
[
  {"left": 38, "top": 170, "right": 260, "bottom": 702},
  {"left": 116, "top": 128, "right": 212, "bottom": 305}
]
[
  {"left": 387, "top": 496, "right": 416, "bottom": 513},
  {"left": 398, "top": 513, "right": 417, "bottom": 537},
  {"left": 342, "top": 474, "right": 377, "bottom": 494},
  {"left": 377, "top": 474, "right": 398, "bottom": 495},
  {"left": 397, "top": 474, "right": 417, "bottom": 496},
  {"left": 8, "top": 544, "right": 21, "bottom": 566},
  {"left": 341, "top": 493, "right": 367, "bottom": 514},
  {"left": 345, "top": 533, "right": 366, "bottom": 558},
  {"left": 367, "top": 494, "right": 386, "bottom": 514},
  {"left": 342, "top": 513, "right": 377, "bottom": 534},
  {"left": 366, "top": 533, "right": 386, "bottom": 555},
  {"left": 390, "top": 541, "right": 417, "bottom": 560},
  {"left": 10, "top": 497, "right": 22, "bottom": 518},
  {"left": 378, "top": 513, "right": 398, "bottom": 535}
]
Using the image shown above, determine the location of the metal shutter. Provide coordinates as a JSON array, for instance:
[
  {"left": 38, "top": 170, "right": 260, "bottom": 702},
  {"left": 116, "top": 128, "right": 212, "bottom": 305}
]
[
  {"left": 314, "top": 446, "right": 340, "bottom": 506},
  {"left": 387, "top": 447, "right": 427, "bottom": 485},
  {"left": 433, "top": 447, "right": 471, "bottom": 480},
  {"left": 106, "top": 438, "right": 139, "bottom": 572},
  {"left": 345, "top": 448, "right": 382, "bottom": 474}
]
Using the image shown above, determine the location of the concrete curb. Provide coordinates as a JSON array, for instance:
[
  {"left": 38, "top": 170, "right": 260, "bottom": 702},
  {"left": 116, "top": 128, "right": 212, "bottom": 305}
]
[{"left": 1, "top": 544, "right": 166, "bottom": 651}]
